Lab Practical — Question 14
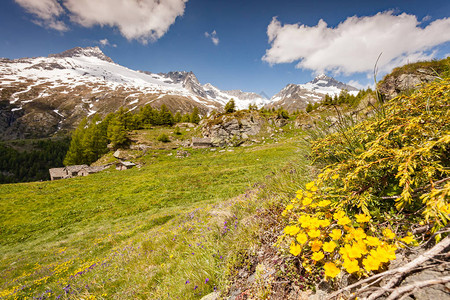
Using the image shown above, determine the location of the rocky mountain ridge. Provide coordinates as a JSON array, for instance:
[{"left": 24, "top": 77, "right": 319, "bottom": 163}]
[
  {"left": 267, "top": 74, "right": 358, "bottom": 112},
  {"left": 0, "top": 47, "right": 269, "bottom": 139}
]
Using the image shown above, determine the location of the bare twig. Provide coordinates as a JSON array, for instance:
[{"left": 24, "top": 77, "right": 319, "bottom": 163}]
[
  {"left": 385, "top": 275, "right": 450, "bottom": 300},
  {"left": 327, "top": 236, "right": 450, "bottom": 300}
]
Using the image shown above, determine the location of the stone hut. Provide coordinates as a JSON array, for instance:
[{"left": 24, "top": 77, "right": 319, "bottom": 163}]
[
  {"left": 78, "top": 166, "right": 105, "bottom": 177},
  {"left": 65, "top": 165, "right": 88, "bottom": 177},
  {"left": 116, "top": 161, "right": 136, "bottom": 171},
  {"left": 191, "top": 137, "right": 212, "bottom": 148},
  {"left": 49, "top": 168, "right": 67, "bottom": 181}
]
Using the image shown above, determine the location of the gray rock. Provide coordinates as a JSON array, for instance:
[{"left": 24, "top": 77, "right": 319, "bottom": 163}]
[{"left": 200, "top": 292, "right": 220, "bottom": 300}]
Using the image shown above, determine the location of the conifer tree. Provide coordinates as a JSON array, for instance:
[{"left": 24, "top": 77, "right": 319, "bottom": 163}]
[
  {"left": 224, "top": 99, "right": 236, "bottom": 113},
  {"left": 190, "top": 107, "right": 200, "bottom": 124},
  {"left": 64, "top": 118, "right": 88, "bottom": 165}
]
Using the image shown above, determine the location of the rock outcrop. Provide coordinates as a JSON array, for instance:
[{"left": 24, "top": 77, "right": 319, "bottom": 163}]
[
  {"left": 201, "top": 112, "right": 265, "bottom": 147},
  {"left": 378, "top": 68, "right": 438, "bottom": 100}
]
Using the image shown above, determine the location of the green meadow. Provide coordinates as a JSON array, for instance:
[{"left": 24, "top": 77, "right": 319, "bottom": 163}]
[{"left": 0, "top": 131, "right": 309, "bottom": 299}]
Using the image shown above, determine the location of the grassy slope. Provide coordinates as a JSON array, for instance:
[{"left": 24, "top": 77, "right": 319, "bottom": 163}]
[{"left": 0, "top": 129, "right": 308, "bottom": 299}]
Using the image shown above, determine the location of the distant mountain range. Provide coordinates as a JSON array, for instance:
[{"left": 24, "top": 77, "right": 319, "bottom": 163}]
[
  {"left": 0, "top": 46, "right": 357, "bottom": 139},
  {"left": 267, "top": 74, "right": 358, "bottom": 112}
]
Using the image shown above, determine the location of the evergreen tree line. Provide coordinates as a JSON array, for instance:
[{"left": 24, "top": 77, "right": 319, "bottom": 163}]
[
  {"left": 322, "top": 88, "right": 373, "bottom": 107},
  {"left": 64, "top": 105, "right": 201, "bottom": 166},
  {"left": 0, "top": 138, "right": 70, "bottom": 184}
]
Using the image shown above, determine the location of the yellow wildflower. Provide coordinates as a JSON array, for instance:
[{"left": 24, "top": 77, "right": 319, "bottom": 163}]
[
  {"left": 290, "top": 243, "right": 302, "bottom": 256},
  {"left": 296, "top": 232, "right": 308, "bottom": 245},
  {"left": 329, "top": 229, "right": 342, "bottom": 240},
  {"left": 365, "top": 236, "right": 381, "bottom": 247},
  {"left": 323, "top": 241, "right": 337, "bottom": 253},
  {"left": 324, "top": 262, "right": 340, "bottom": 278},
  {"left": 352, "top": 228, "right": 367, "bottom": 241},
  {"left": 337, "top": 216, "right": 351, "bottom": 226},
  {"left": 383, "top": 228, "right": 396, "bottom": 240},
  {"left": 284, "top": 225, "right": 300, "bottom": 236},
  {"left": 310, "top": 240, "right": 323, "bottom": 252},
  {"left": 286, "top": 204, "right": 294, "bottom": 210},
  {"left": 305, "top": 181, "right": 315, "bottom": 190},
  {"left": 363, "top": 255, "right": 381, "bottom": 272},
  {"left": 347, "top": 244, "right": 363, "bottom": 259},
  {"left": 400, "top": 234, "right": 415, "bottom": 244},
  {"left": 342, "top": 259, "right": 360, "bottom": 273},
  {"left": 311, "top": 251, "right": 325, "bottom": 261},
  {"left": 296, "top": 190, "right": 303, "bottom": 199},
  {"left": 319, "top": 219, "right": 331, "bottom": 227},
  {"left": 281, "top": 210, "right": 287, "bottom": 217},
  {"left": 306, "top": 192, "right": 314, "bottom": 198},
  {"left": 332, "top": 174, "right": 339, "bottom": 180},
  {"left": 333, "top": 211, "right": 346, "bottom": 220},
  {"left": 310, "top": 185, "right": 318, "bottom": 192},
  {"left": 355, "top": 214, "right": 371, "bottom": 223},
  {"left": 303, "top": 197, "right": 313, "bottom": 206},
  {"left": 308, "top": 229, "right": 321, "bottom": 238},
  {"left": 318, "top": 200, "right": 331, "bottom": 207}
]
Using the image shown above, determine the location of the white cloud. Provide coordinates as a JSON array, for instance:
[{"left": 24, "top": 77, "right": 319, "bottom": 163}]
[
  {"left": 99, "top": 39, "right": 109, "bottom": 46},
  {"left": 15, "top": 0, "right": 188, "bottom": 43},
  {"left": 15, "top": 0, "right": 68, "bottom": 31},
  {"left": 263, "top": 12, "right": 450, "bottom": 75},
  {"left": 205, "top": 30, "right": 219, "bottom": 46},
  {"left": 348, "top": 80, "right": 374, "bottom": 90}
]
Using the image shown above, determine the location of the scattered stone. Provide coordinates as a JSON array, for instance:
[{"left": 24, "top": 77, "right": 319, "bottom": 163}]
[{"left": 200, "top": 292, "right": 220, "bottom": 300}]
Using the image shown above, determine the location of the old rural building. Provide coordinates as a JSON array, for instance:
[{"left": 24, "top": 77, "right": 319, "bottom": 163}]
[
  {"left": 78, "top": 166, "right": 106, "bottom": 177},
  {"left": 49, "top": 164, "right": 106, "bottom": 180},
  {"left": 115, "top": 161, "right": 136, "bottom": 171}
]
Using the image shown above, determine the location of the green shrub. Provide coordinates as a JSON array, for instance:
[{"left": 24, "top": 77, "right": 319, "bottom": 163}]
[{"left": 157, "top": 133, "right": 170, "bottom": 143}]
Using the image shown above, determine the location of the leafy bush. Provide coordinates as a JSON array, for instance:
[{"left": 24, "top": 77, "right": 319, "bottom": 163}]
[
  {"left": 157, "top": 133, "right": 170, "bottom": 143},
  {"left": 279, "top": 78, "right": 450, "bottom": 282}
]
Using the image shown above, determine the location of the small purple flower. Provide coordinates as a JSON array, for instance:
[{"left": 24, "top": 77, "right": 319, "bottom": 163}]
[
  {"left": 205, "top": 278, "right": 209, "bottom": 283},
  {"left": 185, "top": 280, "right": 190, "bottom": 284},
  {"left": 194, "top": 285, "right": 198, "bottom": 290}
]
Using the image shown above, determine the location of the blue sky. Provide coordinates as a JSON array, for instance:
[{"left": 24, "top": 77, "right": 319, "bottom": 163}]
[{"left": 1, "top": 0, "right": 449, "bottom": 97}]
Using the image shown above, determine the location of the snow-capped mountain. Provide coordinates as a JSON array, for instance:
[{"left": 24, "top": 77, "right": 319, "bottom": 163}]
[
  {"left": 0, "top": 47, "right": 269, "bottom": 139},
  {"left": 268, "top": 74, "right": 358, "bottom": 112}
]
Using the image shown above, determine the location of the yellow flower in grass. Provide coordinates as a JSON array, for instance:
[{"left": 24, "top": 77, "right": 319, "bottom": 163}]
[
  {"left": 347, "top": 244, "right": 363, "bottom": 259},
  {"left": 343, "top": 258, "right": 360, "bottom": 273},
  {"left": 323, "top": 241, "right": 337, "bottom": 253},
  {"left": 308, "top": 229, "right": 321, "bottom": 238},
  {"left": 319, "top": 219, "right": 331, "bottom": 227},
  {"left": 286, "top": 204, "right": 294, "bottom": 211},
  {"left": 308, "top": 217, "right": 321, "bottom": 228},
  {"left": 400, "top": 234, "right": 415, "bottom": 244},
  {"left": 310, "top": 185, "right": 318, "bottom": 192},
  {"left": 352, "top": 228, "right": 367, "bottom": 241},
  {"left": 311, "top": 251, "right": 325, "bottom": 261},
  {"left": 331, "top": 174, "right": 339, "bottom": 180},
  {"left": 310, "top": 240, "right": 323, "bottom": 252},
  {"left": 284, "top": 225, "right": 300, "bottom": 236},
  {"left": 296, "top": 232, "right": 308, "bottom": 245},
  {"left": 333, "top": 211, "right": 346, "bottom": 220},
  {"left": 303, "top": 197, "right": 313, "bottom": 206},
  {"left": 363, "top": 255, "right": 381, "bottom": 272},
  {"left": 383, "top": 228, "right": 396, "bottom": 239},
  {"left": 290, "top": 243, "right": 302, "bottom": 256},
  {"left": 355, "top": 214, "right": 371, "bottom": 223},
  {"left": 318, "top": 200, "right": 331, "bottom": 207},
  {"left": 324, "top": 262, "right": 340, "bottom": 278},
  {"left": 281, "top": 210, "right": 287, "bottom": 217},
  {"left": 337, "top": 216, "right": 351, "bottom": 226},
  {"left": 305, "top": 181, "right": 315, "bottom": 190},
  {"left": 365, "top": 236, "right": 381, "bottom": 247},
  {"left": 372, "top": 244, "right": 397, "bottom": 263},
  {"left": 330, "top": 229, "right": 342, "bottom": 240}
]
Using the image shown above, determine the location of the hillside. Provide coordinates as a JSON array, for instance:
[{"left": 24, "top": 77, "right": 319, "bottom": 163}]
[{"left": 0, "top": 124, "right": 308, "bottom": 299}]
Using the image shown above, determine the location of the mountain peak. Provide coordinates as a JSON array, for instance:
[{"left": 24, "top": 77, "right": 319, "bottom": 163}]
[
  {"left": 49, "top": 47, "right": 114, "bottom": 63},
  {"left": 314, "top": 73, "right": 330, "bottom": 80}
]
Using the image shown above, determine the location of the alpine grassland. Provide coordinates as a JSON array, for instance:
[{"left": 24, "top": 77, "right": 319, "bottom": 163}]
[{"left": 0, "top": 125, "right": 310, "bottom": 299}]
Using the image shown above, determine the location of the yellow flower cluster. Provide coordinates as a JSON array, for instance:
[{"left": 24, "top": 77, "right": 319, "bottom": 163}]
[{"left": 280, "top": 180, "right": 416, "bottom": 280}]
